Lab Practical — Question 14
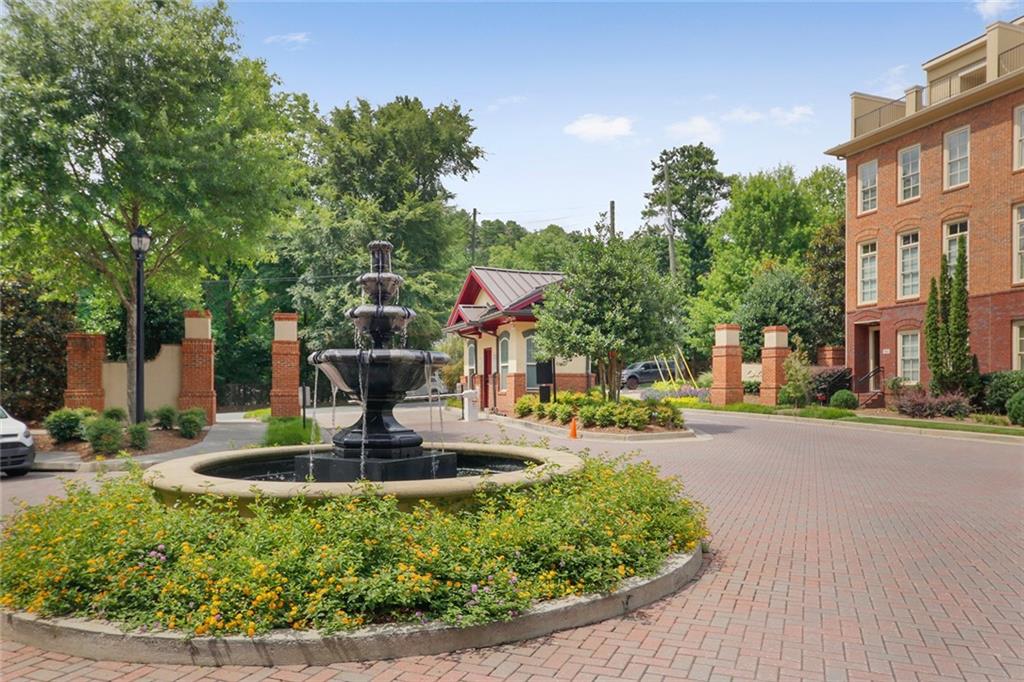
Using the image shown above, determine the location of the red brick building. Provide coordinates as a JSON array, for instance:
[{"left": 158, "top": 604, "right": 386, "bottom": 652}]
[
  {"left": 826, "top": 19, "right": 1024, "bottom": 402},
  {"left": 445, "top": 267, "right": 590, "bottom": 414}
]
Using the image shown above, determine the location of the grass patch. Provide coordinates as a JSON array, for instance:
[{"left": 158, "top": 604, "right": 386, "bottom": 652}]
[
  {"left": 844, "top": 416, "right": 1024, "bottom": 437},
  {"left": 262, "top": 417, "right": 321, "bottom": 446},
  {"left": 244, "top": 408, "right": 272, "bottom": 422},
  {"left": 792, "top": 406, "right": 855, "bottom": 420},
  {"left": 0, "top": 459, "right": 707, "bottom": 635},
  {"left": 685, "top": 402, "right": 776, "bottom": 415}
]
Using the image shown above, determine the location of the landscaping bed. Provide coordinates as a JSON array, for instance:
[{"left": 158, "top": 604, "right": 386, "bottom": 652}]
[
  {"left": 40, "top": 406, "right": 210, "bottom": 459},
  {"left": 512, "top": 391, "right": 687, "bottom": 433},
  {"left": 34, "top": 428, "right": 210, "bottom": 460}
]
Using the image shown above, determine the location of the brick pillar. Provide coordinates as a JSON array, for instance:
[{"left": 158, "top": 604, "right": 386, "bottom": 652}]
[
  {"left": 760, "top": 326, "right": 791, "bottom": 406},
  {"left": 270, "top": 312, "right": 300, "bottom": 417},
  {"left": 64, "top": 333, "right": 105, "bottom": 411},
  {"left": 711, "top": 324, "right": 743, "bottom": 406},
  {"left": 816, "top": 345, "right": 845, "bottom": 367},
  {"left": 179, "top": 310, "right": 216, "bottom": 424}
]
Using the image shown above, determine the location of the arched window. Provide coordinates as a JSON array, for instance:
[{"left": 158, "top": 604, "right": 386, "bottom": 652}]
[
  {"left": 524, "top": 331, "right": 538, "bottom": 390},
  {"left": 466, "top": 340, "right": 477, "bottom": 377},
  {"left": 498, "top": 333, "right": 510, "bottom": 390}
]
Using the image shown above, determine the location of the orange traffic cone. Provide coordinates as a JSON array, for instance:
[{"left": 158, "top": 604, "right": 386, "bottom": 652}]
[{"left": 569, "top": 416, "right": 578, "bottom": 439}]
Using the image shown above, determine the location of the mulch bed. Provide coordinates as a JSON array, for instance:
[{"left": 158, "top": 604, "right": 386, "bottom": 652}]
[{"left": 34, "top": 428, "right": 209, "bottom": 460}]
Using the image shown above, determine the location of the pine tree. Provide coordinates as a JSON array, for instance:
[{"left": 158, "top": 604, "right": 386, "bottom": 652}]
[
  {"left": 923, "top": 277, "right": 946, "bottom": 393},
  {"left": 946, "top": 236, "right": 976, "bottom": 394},
  {"left": 924, "top": 241, "right": 978, "bottom": 396}
]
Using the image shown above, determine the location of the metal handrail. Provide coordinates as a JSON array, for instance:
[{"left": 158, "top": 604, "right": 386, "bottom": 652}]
[
  {"left": 855, "top": 366, "right": 884, "bottom": 392},
  {"left": 999, "top": 43, "right": 1024, "bottom": 77},
  {"left": 854, "top": 96, "right": 906, "bottom": 137}
]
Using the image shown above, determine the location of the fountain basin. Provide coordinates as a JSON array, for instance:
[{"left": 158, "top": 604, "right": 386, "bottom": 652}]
[{"left": 143, "top": 442, "right": 583, "bottom": 512}]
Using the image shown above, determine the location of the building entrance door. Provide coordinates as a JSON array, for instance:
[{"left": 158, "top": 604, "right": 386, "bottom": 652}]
[{"left": 868, "top": 325, "right": 881, "bottom": 391}]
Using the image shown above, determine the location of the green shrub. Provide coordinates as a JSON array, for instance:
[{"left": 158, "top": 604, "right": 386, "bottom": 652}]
[
  {"left": 1008, "top": 390, "right": 1024, "bottom": 426},
  {"left": 577, "top": 404, "right": 598, "bottom": 427},
  {"left": 829, "top": 389, "right": 859, "bottom": 410},
  {"left": 43, "top": 408, "right": 82, "bottom": 443},
  {"left": 153, "top": 405, "right": 178, "bottom": 430},
  {"left": 84, "top": 417, "right": 123, "bottom": 455},
  {"left": 982, "top": 371, "right": 1024, "bottom": 414},
  {"left": 74, "top": 407, "right": 98, "bottom": 420},
  {"left": 652, "top": 404, "right": 683, "bottom": 428},
  {"left": 102, "top": 406, "right": 128, "bottom": 422},
  {"left": 513, "top": 395, "right": 539, "bottom": 418},
  {"left": 594, "top": 403, "right": 616, "bottom": 427},
  {"left": 552, "top": 403, "right": 574, "bottom": 424},
  {"left": 695, "top": 371, "right": 713, "bottom": 388},
  {"left": 0, "top": 458, "right": 707, "bottom": 635},
  {"left": 177, "top": 409, "right": 206, "bottom": 439},
  {"left": 796, "top": 406, "right": 854, "bottom": 420},
  {"left": 263, "top": 417, "right": 320, "bottom": 446},
  {"left": 126, "top": 423, "right": 150, "bottom": 450},
  {"left": 665, "top": 396, "right": 705, "bottom": 409},
  {"left": 780, "top": 345, "right": 812, "bottom": 407},
  {"left": 613, "top": 404, "right": 648, "bottom": 430},
  {"left": 972, "top": 413, "right": 1010, "bottom": 426},
  {"left": 743, "top": 380, "right": 761, "bottom": 395}
]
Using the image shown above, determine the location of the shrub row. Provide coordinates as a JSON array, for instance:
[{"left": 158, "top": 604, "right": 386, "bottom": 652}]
[
  {"left": 513, "top": 391, "right": 684, "bottom": 431},
  {"left": 42, "top": 406, "right": 207, "bottom": 454},
  {"left": 894, "top": 388, "right": 971, "bottom": 419},
  {"left": 262, "top": 417, "right": 321, "bottom": 446}
]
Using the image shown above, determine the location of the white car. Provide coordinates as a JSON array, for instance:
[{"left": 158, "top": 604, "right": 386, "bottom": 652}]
[{"left": 0, "top": 406, "right": 35, "bottom": 477}]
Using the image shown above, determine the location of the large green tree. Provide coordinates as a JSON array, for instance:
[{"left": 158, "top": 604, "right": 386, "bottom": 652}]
[
  {"left": 0, "top": 0, "right": 304, "bottom": 418},
  {"left": 734, "top": 266, "right": 821, "bottom": 360},
  {"left": 642, "top": 144, "right": 731, "bottom": 291},
  {"left": 487, "top": 224, "right": 578, "bottom": 272},
  {"left": 535, "top": 217, "right": 681, "bottom": 401},
  {"left": 802, "top": 217, "right": 845, "bottom": 347}
]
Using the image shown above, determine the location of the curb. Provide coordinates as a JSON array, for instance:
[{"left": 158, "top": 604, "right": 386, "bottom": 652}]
[
  {"left": 484, "top": 412, "right": 700, "bottom": 442},
  {"left": 686, "top": 409, "right": 1024, "bottom": 447},
  {"left": 0, "top": 548, "right": 702, "bottom": 666}
]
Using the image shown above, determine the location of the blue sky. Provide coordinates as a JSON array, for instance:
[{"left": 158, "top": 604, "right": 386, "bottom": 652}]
[{"left": 230, "top": 1, "right": 1021, "bottom": 233}]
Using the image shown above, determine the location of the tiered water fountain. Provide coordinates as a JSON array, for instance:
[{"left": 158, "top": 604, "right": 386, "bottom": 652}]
[{"left": 305, "top": 240, "right": 457, "bottom": 481}]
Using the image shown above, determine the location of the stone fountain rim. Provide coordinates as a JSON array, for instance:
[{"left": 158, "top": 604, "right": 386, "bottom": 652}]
[
  {"left": 143, "top": 441, "right": 583, "bottom": 501},
  {"left": 308, "top": 348, "right": 450, "bottom": 363}
]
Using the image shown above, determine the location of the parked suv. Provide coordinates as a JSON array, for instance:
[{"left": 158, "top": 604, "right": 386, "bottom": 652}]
[
  {"left": 0, "top": 406, "right": 35, "bottom": 477},
  {"left": 620, "top": 361, "right": 675, "bottom": 390},
  {"left": 406, "top": 372, "right": 448, "bottom": 399}
]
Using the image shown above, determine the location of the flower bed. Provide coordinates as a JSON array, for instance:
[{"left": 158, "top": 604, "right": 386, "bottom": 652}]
[
  {"left": 0, "top": 459, "right": 707, "bottom": 636},
  {"left": 513, "top": 391, "right": 687, "bottom": 432}
]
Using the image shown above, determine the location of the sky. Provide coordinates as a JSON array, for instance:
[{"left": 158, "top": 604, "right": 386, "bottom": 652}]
[{"left": 229, "top": 0, "right": 1022, "bottom": 234}]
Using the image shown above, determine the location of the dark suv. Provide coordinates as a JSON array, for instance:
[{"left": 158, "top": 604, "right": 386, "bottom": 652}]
[{"left": 620, "top": 361, "right": 674, "bottom": 390}]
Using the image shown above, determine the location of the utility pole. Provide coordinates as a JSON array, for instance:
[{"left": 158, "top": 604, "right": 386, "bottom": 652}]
[
  {"left": 609, "top": 200, "right": 615, "bottom": 238},
  {"left": 470, "top": 208, "right": 478, "bottom": 264},
  {"left": 664, "top": 161, "right": 677, "bottom": 276}
]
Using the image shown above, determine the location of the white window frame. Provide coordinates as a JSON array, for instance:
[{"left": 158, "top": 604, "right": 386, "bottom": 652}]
[
  {"left": 898, "top": 144, "right": 921, "bottom": 203},
  {"left": 498, "top": 334, "right": 509, "bottom": 391},
  {"left": 944, "top": 126, "right": 970, "bottom": 190},
  {"left": 1015, "top": 204, "right": 1024, "bottom": 284},
  {"left": 898, "top": 330, "right": 920, "bottom": 384},
  {"left": 524, "top": 332, "right": 538, "bottom": 391},
  {"left": 858, "top": 160, "right": 878, "bottom": 214},
  {"left": 858, "top": 241, "right": 878, "bottom": 305},
  {"left": 1015, "top": 321, "right": 1024, "bottom": 371},
  {"left": 944, "top": 219, "right": 969, "bottom": 279},
  {"left": 1014, "top": 104, "right": 1024, "bottom": 171},
  {"left": 466, "top": 340, "right": 477, "bottom": 376},
  {"left": 897, "top": 230, "right": 920, "bottom": 300}
]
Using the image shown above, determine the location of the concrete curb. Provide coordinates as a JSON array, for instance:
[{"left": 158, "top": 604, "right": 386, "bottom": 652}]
[
  {"left": 687, "top": 409, "right": 1024, "bottom": 447},
  {"left": 0, "top": 548, "right": 702, "bottom": 666},
  {"left": 484, "top": 412, "right": 699, "bottom": 442}
]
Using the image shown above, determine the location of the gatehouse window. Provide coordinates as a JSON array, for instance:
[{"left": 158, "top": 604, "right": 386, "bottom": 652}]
[
  {"left": 524, "top": 331, "right": 538, "bottom": 390},
  {"left": 498, "top": 333, "right": 509, "bottom": 391}
]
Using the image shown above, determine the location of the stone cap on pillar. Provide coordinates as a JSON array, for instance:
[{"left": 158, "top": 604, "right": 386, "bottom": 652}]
[
  {"left": 714, "top": 323, "right": 740, "bottom": 347},
  {"left": 763, "top": 325, "right": 789, "bottom": 349},
  {"left": 273, "top": 312, "right": 299, "bottom": 341},
  {"left": 184, "top": 310, "right": 212, "bottom": 340}
]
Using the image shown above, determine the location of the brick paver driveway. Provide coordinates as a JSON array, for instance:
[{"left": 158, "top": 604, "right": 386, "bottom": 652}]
[{"left": 2, "top": 410, "right": 1022, "bottom": 681}]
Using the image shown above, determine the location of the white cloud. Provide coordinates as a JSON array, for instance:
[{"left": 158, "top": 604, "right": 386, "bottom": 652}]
[
  {"left": 666, "top": 116, "right": 722, "bottom": 144},
  {"left": 263, "top": 32, "right": 311, "bottom": 50},
  {"left": 563, "top": 114, "right": 634, "bottom": 142},
  {"left": 869, "top": 64, "right": 912, "bottom": 99},
  {"left": 486, "top": 95, "right": 527, "bottom": 112},
  {"left": 768, "top": 105, "right": 814, "bottom": 126},
  {"left": 974, "top": 0, "right": 1020, "bottom": 20},
  {"left": 722, "top": 106, "right": 764, "bottom": 123}
]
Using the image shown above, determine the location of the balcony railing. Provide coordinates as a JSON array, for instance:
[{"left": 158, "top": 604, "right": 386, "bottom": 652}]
[
  {"left": 854, "top": 96, "right": 906, "bottom": 137},
  {"left": 929, "top": 62, "right": 986, "bottom": 104},
  {"left": 999, "top": 42, "right": 1024, "bottom": 77}
]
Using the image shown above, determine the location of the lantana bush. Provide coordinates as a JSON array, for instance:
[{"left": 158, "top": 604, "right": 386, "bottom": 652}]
[{"left": 0, "top": 458, "right": 707, "bottom": 636}]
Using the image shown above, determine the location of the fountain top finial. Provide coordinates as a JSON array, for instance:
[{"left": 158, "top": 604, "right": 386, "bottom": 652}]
[{"left": 368, "top": 240, "right": 393, "bottom": 274}]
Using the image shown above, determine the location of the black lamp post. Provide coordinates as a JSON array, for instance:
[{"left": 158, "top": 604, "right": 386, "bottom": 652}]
[{"left": 130, "top": 225, "right": 152, "bottom": 424}]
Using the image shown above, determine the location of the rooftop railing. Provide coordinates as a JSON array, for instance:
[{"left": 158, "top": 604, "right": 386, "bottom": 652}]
[
  {"left": 999, "top": 42, "right": 1024, "bottom": 77},
  {"left": 929, "top": 62, "right": 986, "bottom": 104},
  {"left": 854, "top": 96, "right": 906, "bottom": 137}
]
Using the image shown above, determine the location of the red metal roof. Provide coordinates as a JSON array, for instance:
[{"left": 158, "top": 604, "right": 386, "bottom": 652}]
[{"left": 446, "top": 266, "right": 564, "bottom": 331}]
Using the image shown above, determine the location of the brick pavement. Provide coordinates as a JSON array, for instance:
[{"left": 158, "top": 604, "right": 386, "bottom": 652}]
[{"left": 2, "top": 410, "right": 1021, "bottom": 681}]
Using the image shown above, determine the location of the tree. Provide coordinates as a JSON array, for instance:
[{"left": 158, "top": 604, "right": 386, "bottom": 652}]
[
  {"left": 1, "top": 0, "right": 304, "bottom": 418},
  {"left": 534, "top": 216, "right": 681, "bottom": 401},
  {"left": 799, "top": 165, "right": 845, "bottom": 228},
  {"left": 684, "top": 245, "right": 759, "bottom": 359},
  {"left": 642, "top": 144, "right": 730, "bottom": 290},
  {"left": 487, "top": 224, "right": 578, "bottom": 271},
  {"left": 802, "top": 217, "right": 845, "bottom": 346},
  {"left": 923, "top": 239, "right": 977, "bottom": 395},
  {"left": 734, "top": 266, "right": 821, "bottom": 361}
]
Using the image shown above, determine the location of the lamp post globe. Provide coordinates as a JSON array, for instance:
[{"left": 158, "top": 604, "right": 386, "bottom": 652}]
[{"left": 131, "top": 226, "right": 151, "bottom": 424}]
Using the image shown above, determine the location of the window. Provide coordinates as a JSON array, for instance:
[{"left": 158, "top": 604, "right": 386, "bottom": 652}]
[
  {"left": 1015, "top": 105, "right": 1024, "bottom": 171},
  {"left": 498, "top": 334, "right": 509, "bottom": 390},
  {"left": 859, "top": 241, "right": 878, "bottom": 304},
  {"left": 466, "top": 340, "right": 476, "bottom": 376},
  {"left": 898, "top": 331, "right": 920, "bottom": 383},
  {"left": 524, "top": 332, "right": 538, "bottom": 390},
  {"left": 1015, "top": 321, "right": 1024, "bottom": 371},
  {"left": 898, "top": 231, "right": 920, "bottom": 298},
  {"left": 858, "top": 160, "right": 878, "bottom": 213},
  {"left": 898, "top": 145, "right": 920, "bottom": 202},
  {"left": 1015, "top": 204, "right": 1024, "bottom": 284},
  {"left": 944, "top": 220, "right": 968, "bottom": 278},
  {"left": 944, "top": 126, "right": 969, "bottom": 188}
]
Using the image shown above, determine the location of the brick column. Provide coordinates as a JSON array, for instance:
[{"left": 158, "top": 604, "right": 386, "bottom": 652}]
[
  {"left": 270, "top": 312, "right": 300, "bottom": 417},
  {"left": 179, "top": 310, "right": 216, "bottom": 424},
  {"left": 760, "top": 326, "right": 791, "bottom": 406},
  {"left": 64, "top": 333, "right": 105, "bottom": 411},
  {"left": 711, "top": 324, "right": 743, "bottom": 406},
  {"left": 816, "top": 345, "right": 845, "bottom": 367}
]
